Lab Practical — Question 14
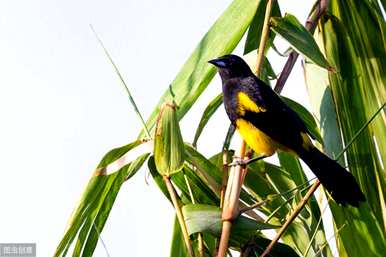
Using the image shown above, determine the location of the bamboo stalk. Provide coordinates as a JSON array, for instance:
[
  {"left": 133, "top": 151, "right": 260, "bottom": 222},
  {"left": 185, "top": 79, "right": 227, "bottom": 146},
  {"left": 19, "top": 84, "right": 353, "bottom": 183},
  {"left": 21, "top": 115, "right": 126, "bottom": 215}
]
[
  {"left": 216, "top": 1, "right": 275, "bottom": 256},
  {"left": 163, "top": 176, "right": 195, "bottom": 257},
  {"left": 220, "top": 150, "right": 230, "bottom": 208},
  {"left": 260, "top": 180, "right": 321, "bottom": 257}
]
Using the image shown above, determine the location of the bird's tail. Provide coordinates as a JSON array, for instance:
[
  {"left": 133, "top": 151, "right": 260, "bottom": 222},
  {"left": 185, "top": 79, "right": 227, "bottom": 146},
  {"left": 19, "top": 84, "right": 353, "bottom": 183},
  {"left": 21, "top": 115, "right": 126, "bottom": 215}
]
[{"left": 299, "top": 147, "right": 365, "bottom": 207}]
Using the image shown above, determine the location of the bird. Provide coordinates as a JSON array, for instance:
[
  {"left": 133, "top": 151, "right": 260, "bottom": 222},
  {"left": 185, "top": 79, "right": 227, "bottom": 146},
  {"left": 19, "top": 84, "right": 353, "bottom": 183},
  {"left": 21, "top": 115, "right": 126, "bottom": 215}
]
[{"left": 209, "top": 54, "right": 365, "bottom": 207}]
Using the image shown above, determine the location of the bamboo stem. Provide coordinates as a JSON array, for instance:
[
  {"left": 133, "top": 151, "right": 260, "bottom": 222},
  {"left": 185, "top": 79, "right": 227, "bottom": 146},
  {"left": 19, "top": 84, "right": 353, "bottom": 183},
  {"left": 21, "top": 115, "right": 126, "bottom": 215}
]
[
  {"left": 255, "top": 0, "right": 274, "bottom": 75},
  {"left": 163, "top": 176, "right": 195, "bottom": 257},
  {"left": 217, "top": 1, "right": 275, "bottom": 256},
  {"left": 260, "top": 180, "right": 321, "bottom": 257},
  {"left": 220, "top": 150, "right": 230, "bottom": 208}
]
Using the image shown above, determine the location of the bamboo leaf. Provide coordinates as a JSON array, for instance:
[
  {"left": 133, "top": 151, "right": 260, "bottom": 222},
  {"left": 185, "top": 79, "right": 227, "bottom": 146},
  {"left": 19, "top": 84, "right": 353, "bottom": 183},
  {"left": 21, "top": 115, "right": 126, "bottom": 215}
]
[
  {"left": 170, "top": 217, "right": 189, "bottom": 257},
  {"left": 140, "top": 0, "right": 260, "bottom": 138},
  {"left": 271, "top": 14, "right": 331, "bottom": 69},
  {"left": 303, "top": 1, "right": 386, "bottom": 255},
  {"left": 182, "top": 204, "right": 276, "bottom": 236},
  {"left": 244, "top": 0, "right": 281, "bottom": 55},
  {"left": 91, "top": 26, "right": 151, "bottom": 138},
  {"left": 193, "top": 93, "right": 223, "bottom": 147},
  {"left": 184, "top": 145, "right": 256, "bottom": 206},
  {"left": 243, "top": 160, "right": 334, "bottom": 257},
  {"left": 250, "top": 237, "right": 301, "bottom": 257},
  {"left": 154, "top": 103, "right": 185, "bottom": 176},
  {"left": 54, "top": 141, "right": 149, "bottom": 257},
  {"left": 184, "top": 144, "right": 222, "bottom": 194},
  {"left": 182, "top": 204, "right": 300, "bottom": 257}
]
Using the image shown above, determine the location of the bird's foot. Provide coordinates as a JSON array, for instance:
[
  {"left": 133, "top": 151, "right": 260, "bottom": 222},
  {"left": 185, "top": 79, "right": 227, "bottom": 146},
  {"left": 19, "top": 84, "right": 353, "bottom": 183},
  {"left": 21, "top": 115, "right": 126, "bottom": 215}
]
[
  {"left": 228, "top": 155, "right": 267, "bottom": 167},
  {"left": 228, "top": 157, "right": 248, "bottom": 168}
]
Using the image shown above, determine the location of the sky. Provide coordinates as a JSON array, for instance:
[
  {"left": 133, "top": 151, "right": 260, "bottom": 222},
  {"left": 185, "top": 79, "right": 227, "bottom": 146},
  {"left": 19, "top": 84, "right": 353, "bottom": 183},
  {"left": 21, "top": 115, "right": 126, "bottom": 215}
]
[{"left": 0, "top": 1, "right": 325, "bottom": 256}]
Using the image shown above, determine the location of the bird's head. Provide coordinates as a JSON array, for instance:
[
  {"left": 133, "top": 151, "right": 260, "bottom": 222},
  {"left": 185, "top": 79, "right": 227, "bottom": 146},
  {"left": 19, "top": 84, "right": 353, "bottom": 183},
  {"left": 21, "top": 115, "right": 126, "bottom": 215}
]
[{"left": 208, "top": 54, "right": 253, "bottom": 81}]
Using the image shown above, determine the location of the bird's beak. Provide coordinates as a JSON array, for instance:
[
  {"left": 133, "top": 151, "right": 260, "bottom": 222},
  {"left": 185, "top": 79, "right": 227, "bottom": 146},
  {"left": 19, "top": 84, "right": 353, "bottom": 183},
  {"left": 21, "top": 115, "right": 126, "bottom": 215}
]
[{"left": 208, "top": 58, "right": 227, "bottom": 68}]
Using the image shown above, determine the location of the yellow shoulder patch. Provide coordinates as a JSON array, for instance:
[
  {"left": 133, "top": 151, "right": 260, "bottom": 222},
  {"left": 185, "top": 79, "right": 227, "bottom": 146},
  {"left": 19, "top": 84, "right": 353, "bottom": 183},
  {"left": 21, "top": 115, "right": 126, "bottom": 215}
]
[{"left": 237, "top": 92, "right": 266, "bottom": 115}]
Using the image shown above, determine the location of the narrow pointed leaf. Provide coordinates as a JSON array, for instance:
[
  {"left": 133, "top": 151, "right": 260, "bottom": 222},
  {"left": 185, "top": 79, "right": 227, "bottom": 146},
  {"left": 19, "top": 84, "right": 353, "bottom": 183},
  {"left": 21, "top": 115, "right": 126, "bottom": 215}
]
[
  {"left": 271, "top": 14, "right": 331, "bottom": 69},
  {"left": 243, "top": 159, "right": 334, "bottom": 257},
  {"left": 303, "top": 1, "right": 386, "bottom": 255},
  {"left": 193, "top": 93, "right": 223, "bottom": 147},
  {"left": 244, "top": 0, "right": 282, "bottom": 55},
  {"left": 170, "top": 217, "right": 189, "bottom": 257}
]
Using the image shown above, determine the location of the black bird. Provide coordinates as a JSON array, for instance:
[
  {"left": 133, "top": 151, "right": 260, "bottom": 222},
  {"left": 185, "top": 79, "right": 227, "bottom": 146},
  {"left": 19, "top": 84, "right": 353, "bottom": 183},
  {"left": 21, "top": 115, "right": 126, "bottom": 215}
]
[{"left": 209, "top": 54, "right": 365, "bottom": 207}]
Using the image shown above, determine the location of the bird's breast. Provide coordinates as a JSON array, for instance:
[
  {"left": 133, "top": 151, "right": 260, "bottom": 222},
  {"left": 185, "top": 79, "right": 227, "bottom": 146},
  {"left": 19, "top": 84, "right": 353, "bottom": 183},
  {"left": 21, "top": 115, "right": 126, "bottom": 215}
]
[{"left": 235, "top": 118, "right": 278, "bottom": 156}]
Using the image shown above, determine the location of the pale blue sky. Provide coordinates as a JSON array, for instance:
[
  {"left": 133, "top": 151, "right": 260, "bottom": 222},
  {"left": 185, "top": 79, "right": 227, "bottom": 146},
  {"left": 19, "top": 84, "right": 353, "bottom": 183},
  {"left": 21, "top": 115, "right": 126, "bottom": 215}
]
[{"left": 0, "top": 1, "right": 328, "bottom": 256}]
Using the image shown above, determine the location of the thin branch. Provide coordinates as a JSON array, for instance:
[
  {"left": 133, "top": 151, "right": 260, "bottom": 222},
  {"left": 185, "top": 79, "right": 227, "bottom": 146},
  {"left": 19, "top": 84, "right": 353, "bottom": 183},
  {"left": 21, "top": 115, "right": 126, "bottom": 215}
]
[
  {"left": 163, "top": 176, "right": 195, "bottom": 257},
  {"left": 265, "top": 182, "right": 314, "bottom": 223},
  {"left": 274, "top": 0, "right": 330, "bottom": 93},
  {"left": 260, "top": 180, "right": 321, "bottom": 257},
  {"left": 239, "top": 200, "right": 268, "bottom": 214}
]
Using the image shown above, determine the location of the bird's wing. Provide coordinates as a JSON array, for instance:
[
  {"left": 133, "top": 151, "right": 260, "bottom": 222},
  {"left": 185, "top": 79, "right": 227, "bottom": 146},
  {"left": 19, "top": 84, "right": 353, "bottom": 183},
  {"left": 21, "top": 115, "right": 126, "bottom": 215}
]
[{"left": 240, "top": 77, "right": 313, "bottom": 153}]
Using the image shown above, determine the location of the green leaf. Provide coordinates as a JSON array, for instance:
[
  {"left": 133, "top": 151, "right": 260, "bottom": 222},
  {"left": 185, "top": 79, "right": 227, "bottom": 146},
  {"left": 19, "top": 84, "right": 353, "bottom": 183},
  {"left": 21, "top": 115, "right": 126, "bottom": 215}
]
[
  {"left": 184, "top": 144, "right": 222, "bottom": 195},
  {"left": 182, "top": 204, "right": 301, "bottom": 257},
  {"left": 184, "top": 146, "right": 256, "bottom": 206},
  {"left": 243, "top": 160, "right": 334, "bottom": 257},
  {"left": 148, "top": 156, "right": 171, "bottom": 202},
  {"left": 244, "top": 0, "right": 282, "bottom": 55},
  {"left": 54, "top": 141, "right": 149, "bottom": 257},
  {"left": 182, "top": 204, "right": 276, "bottom": 237},
  {"left": 193, "top": 93, "right": 223, "bottom": 147},
  {"left": 170, "top": 217, "right": 189, "bottom": 257},
  {"left": 140, "top": 0, "right": 260, "bottom": 138},
  {"left": 281, "top": 96, "right": 323, "bottom": 144},
  {"left": 303, "top": 1, "right": 386, "bottom": 255},
  {"left": 154, "top": 103, "right": 185, "bottom": 176},
  {"left": 91, "top": 26, "right": 151, "bottom": 139},
  {"left": 150, "top": 150, "right": 219, "bottom": 206},
  {"left": 250, "top": 237, "right": 301, "bottom": 257},
  {"left": 271, "top": 13, "right": 331, "bottom": 69}
]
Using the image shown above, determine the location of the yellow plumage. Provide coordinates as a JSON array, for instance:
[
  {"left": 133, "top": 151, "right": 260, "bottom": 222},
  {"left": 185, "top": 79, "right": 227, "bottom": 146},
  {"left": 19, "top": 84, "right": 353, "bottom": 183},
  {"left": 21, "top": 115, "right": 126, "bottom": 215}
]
[
  {"left": 235, "top": 119, "right": 277, "bottom": 156},
  {"left": 235, "top": 91, "right": 299, "bottom": 156},
  {"left": 237, "top": 92, "right": 266, "bottom": 115}
]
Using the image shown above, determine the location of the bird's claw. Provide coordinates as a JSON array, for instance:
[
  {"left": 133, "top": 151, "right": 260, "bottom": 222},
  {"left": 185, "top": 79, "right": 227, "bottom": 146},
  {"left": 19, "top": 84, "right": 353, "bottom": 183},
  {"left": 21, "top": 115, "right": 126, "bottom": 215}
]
[{"left": 228, "top": 157, "right": 248, "bottom": 167}]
